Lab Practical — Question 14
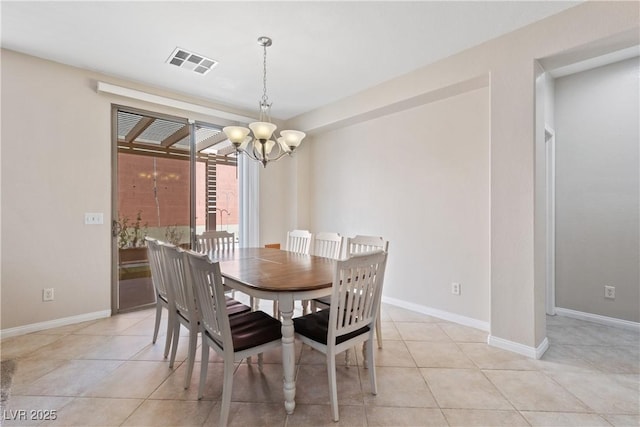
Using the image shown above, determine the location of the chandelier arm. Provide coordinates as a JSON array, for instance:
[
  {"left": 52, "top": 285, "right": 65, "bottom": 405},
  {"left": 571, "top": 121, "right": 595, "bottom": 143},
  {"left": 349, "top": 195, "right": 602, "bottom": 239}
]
[
  {"left": 266, "top": 148, "right": 292, "bottom": 163},
  {"left": 236, "top": 141, "right": 291, "bottom": 166},
  {"left": 272, "top": 152, "right": 292, "bottom": 162},
  {"left": 251, "top": 141, "right": 263, "bottom": 162},
  {"left": 259, "top": 140, "right": 268, "bottom": 168},
  {"left": 256, "top": 139, "right": 282, "bottom": 158},
  {"left": 273, "top": 140, "right": 283, "bottom": 156},
  {"left": 238, "top": 147, "right": 260, "bottom": 163}
]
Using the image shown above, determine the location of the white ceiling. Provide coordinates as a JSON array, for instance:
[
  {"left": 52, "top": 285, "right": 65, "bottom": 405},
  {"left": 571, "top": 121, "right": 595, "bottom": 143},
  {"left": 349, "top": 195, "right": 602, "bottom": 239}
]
[{"left": 1, "top": 1, "right": 581, "bottom": 120}]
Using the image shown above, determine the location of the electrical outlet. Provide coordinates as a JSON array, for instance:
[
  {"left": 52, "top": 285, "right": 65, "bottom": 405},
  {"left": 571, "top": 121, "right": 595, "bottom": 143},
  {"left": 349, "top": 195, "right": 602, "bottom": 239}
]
[
  {"left": 43, "top": 288, "right": 54, "bottom": 302},
  {"left": 451, "top": 282, "right": 461, "bottom": 295},
  {"left": 604, "top": 285, "right": 615, "bottom": 300}
]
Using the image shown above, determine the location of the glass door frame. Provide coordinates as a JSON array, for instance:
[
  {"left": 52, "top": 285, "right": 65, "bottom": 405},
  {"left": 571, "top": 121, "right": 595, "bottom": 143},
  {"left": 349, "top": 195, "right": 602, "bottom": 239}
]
[{"left": 110, "top": 105, "right": 193, "bottom": 314}]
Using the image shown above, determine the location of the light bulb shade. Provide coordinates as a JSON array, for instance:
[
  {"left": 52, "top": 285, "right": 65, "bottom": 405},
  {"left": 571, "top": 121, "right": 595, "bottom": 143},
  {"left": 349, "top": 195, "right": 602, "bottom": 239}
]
[
  {"left": 253, "top": 139, "right": 276, "bottom": 159},
  {"left": 277, "top": 137, "right": 291, "bottom": 153},
  {"left": 249, "top": 121, "right": 277, "bottom": 141},
  {"left": 239, "top": 135, "right": 252, "bottom": 151},
  {"left": 264, "top": 139, "right": 276, "bottom": 155},
  {"left": 279, "top": 130, "right": 306, "bottom": 149},
  {"left": 223, "top": 126, "right": 251, "bottom": 145}
]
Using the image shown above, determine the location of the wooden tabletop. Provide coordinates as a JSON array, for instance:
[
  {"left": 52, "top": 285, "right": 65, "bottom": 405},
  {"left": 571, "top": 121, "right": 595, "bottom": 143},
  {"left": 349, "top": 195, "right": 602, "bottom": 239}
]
[{"left": 211, "top": 247, "right": 336, "bottom": 292}]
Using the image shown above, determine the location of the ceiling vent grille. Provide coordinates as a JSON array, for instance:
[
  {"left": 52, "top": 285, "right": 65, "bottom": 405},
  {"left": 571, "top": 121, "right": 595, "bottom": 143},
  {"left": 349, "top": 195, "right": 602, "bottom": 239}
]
[{"left": 166, "top": 47, "right": 218, "bottom": 75}]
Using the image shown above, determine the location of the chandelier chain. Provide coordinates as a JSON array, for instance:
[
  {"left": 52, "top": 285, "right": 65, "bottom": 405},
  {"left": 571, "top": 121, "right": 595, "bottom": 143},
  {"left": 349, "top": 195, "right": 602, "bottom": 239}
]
[{"left": 262, "top": 42, "right": 269, "bottom": 105}]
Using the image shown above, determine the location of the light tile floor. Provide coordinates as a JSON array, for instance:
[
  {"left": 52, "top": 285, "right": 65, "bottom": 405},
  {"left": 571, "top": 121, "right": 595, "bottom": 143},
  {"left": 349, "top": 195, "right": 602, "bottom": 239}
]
[{"left": 1, "top": 302, "right": 638, "bottom": 426}]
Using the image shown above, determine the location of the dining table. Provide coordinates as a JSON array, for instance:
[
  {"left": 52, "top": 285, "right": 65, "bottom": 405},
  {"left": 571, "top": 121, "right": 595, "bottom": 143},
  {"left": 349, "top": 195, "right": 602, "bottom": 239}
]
[{"left": 208, "top": 247, "right": 336, "bottom": 414}]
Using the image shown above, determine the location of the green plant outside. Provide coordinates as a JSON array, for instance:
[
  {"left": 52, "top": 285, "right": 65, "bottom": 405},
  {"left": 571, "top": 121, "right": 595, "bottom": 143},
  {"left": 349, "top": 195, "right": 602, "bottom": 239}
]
[{"left": 117, "top": 210, "right": 148, "bottom": 249}]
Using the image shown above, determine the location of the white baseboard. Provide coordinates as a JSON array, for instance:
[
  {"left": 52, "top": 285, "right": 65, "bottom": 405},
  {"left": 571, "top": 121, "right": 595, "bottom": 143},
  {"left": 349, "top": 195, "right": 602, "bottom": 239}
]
[
  {"left": 488, "top": 335, "right": 549, "bottom": 359},
  {"left": 555, "top": 307, "right": 640, "bottom": 331},
  {"left": 0, "top": 310, "right": 111, "bottom": 340},
  {"left": 382, "top": 296, "right": 551, "bottom": 359},
  {"left": 381, "top": 296, "right": 490, "bottom": 332}
]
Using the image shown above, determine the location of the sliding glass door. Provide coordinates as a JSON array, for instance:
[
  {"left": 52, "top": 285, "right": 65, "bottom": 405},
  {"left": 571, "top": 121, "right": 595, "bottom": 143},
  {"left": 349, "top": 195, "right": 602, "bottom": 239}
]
[{"left": 112, "top": 107, "right": 238, "bottom": 313}]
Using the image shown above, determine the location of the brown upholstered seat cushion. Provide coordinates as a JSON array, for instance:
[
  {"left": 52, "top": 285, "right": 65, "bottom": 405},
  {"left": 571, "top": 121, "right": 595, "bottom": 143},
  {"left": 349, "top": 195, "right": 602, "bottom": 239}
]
[
  {"left": 224, "top": 296, "right": 251, "bottom": 316},
  {"left": 312, "top": 295, "right": 331, "bottom": 306},
  {"left": 205, "top": 310, "right": 282, "bottom": 352},
  {"left": 293, "top": 309, "right": 370, "bottom": 345}
]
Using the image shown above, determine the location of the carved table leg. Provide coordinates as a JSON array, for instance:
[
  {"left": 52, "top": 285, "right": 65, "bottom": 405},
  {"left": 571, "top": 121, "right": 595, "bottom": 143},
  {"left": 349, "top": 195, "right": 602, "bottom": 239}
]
[{"left": 279, "top": 293, "right": 296, "bottom": 414}]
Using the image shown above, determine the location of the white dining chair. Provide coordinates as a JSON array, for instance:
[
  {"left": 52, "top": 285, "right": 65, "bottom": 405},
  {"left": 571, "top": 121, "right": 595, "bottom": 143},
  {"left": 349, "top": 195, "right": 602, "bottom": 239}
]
[
  {"left": 286, "top": 229, "right": 312, "bottom": 255},
  {"left": 185, "top": 250, "right": 282, "bottom": 427},
  {"left": 146, "top": 237, "right": 173, "bottom": 358},
  {"left": 314, "top": 235, "right": 389, "bottom": 350},
  {"left": 294, "top": 251, "right": 388, "bottom": 422},
  {"left": 310, "top": 232, "right": 343, "bottom": 313},
  {"left": 347, "top": 235, "right": 389, "bottom": 257},
  {"left": 347, "top": 235, "right": 389, "bottom": 349},
  {"left": 273, "top": 229, "right": 313, "bottom": 317},
  {"left": 313, "top": 231, "right": 343, "bottom": 260},
  {"left": 160, "top": 243, "right": 199, "bottom": 388},
  {"left": 196, "top": 230, "right": 238, "bottom": 299},
  {"left": 196, "top": 230, "right": 235, "bottom": 254},
  {"left": 162, "top": 243, "right": 251, "bottom": 388}
]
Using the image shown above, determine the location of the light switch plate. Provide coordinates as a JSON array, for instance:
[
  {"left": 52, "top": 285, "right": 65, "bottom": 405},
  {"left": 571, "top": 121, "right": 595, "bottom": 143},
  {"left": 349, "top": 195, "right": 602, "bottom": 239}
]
[{"left": 85, "top": 213, "right": 104, "bottom": 225}]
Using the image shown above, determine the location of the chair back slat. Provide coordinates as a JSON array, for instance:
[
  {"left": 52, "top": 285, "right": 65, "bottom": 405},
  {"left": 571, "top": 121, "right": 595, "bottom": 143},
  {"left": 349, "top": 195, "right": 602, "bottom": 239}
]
[
  {"left": 185, "top": 251, "right": 231, "bottom": 350},
  {"left": 196, "top": 231, "right": 235, "bottom": 254},
  {"left": 313, "top": 232, "right": 342, "bottom": 259},
  {"left": 328, "top": 251, "right": 388, "bottom": 341},
  {"left": 286, "top": 229, "right": 312, "bottom": 255},
  {"left": 347, "top": 235, "right": 389, "bottom": 256},
  {"left": 146, "top": 237, "right": 170, "bottom": 301},
  {"left": 161, "top": 243, "right": 195, "bottom": 318}
]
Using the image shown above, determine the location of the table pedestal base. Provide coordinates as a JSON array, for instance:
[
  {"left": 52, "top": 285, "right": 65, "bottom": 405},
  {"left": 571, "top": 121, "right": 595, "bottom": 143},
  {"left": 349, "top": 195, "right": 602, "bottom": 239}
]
[{"left": 279, "top": 294, "right": 296, "bottom": 414}]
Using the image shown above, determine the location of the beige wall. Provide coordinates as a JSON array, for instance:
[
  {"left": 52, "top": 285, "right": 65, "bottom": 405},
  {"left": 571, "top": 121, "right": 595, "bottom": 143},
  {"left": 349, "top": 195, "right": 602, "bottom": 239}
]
[
  {"left": 304, "top": 87, "right": 491, "bottom": 322},
  {"left": 287, "top": 1, "right": 639, "bottom": 349},
  {"left": 2, "top": 51, "right": 113, "bottom": 329},
  {"left": 258, "top": 155, "right": 299, "bottom": 247},
  {"left": 0, "top": 50, "right": 259, "bottom": 331}
]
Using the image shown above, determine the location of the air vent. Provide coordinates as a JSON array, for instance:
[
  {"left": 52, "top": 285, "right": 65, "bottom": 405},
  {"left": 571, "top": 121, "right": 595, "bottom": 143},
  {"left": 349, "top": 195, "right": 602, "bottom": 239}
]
[{"left": 166, "top": 47, "right": 218, "bottom": 75}]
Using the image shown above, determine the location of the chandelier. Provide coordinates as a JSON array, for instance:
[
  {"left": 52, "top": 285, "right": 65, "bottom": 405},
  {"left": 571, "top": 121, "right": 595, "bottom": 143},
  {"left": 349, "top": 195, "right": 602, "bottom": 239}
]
[{"left": 223, "top": 36, "right": 306, "bottom": 167}]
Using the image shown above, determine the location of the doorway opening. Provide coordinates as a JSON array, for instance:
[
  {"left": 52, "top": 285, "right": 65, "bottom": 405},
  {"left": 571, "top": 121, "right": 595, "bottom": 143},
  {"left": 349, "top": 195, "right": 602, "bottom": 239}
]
[
  {"left": 536, "top": 44, "right": 640, "bottom": 333},
  {"left": 544, "top": 127, "right": 555, "bottom": 316}
]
